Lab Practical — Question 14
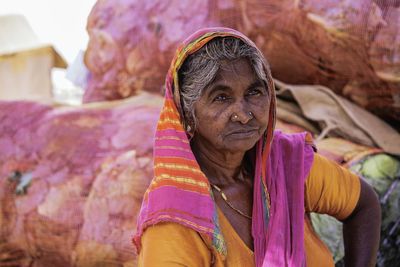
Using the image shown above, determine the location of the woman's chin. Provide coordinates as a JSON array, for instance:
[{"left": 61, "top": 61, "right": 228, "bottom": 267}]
[{"left": 222, "top": 137, "right": 259, "bottom": 153}]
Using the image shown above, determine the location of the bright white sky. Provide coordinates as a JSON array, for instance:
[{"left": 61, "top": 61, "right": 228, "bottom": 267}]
[{"left": 0, "top": 0, "right": 97, "bottom": 63}]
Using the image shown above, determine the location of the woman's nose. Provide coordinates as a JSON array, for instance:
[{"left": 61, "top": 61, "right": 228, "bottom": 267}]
[{"left": 230, "top": 101, "right": 253, "bottom": 124}]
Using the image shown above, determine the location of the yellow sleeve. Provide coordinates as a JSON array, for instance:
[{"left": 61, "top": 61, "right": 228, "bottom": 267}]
[
  {"left": 138, "top": 222, "right": 212, "bottom": 267},
  {"left": 305, "top": 153, "right": 361, "bottom": 220}
]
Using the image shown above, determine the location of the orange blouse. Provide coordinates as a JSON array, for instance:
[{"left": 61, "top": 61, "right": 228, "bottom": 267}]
[{"left": 138, "top": 153, "right": 361, "bottom": 266}]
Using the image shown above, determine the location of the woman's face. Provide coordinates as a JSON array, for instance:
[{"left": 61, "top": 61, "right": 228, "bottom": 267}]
[{"left": 192, "top": 58, "right": 270, "bottom": 154}]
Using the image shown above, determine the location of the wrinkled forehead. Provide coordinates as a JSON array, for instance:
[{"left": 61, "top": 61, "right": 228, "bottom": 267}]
[{"left": 206, "top": 58, "right": 267, "bottom": 89}]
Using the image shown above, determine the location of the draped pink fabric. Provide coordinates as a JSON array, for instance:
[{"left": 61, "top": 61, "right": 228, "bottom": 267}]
[{"left": 260, "top": 131, "right": 314, "bottom": 266}]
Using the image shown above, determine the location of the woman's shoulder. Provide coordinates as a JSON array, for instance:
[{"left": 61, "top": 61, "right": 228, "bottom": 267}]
[
  {"left": 139, "top": 222, "right": 212, "bottom": 266},
  {"left": 141, "top": 221, "right": 207, "bottom": 244},
  {"left": 305, "top": 153, "right": 361, "bottom": 220}
]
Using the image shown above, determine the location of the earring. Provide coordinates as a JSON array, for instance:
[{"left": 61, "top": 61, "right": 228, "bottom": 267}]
[{"left": 186, "top": 125, "right": 194, "bottom": 140}]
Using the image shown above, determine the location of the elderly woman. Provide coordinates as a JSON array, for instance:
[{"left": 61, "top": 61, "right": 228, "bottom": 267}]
[{"left": 133, "top": 28, "right": 381, "bottom": 267}]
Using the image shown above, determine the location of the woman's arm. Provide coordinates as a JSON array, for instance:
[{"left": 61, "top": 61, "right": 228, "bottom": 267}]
[
  {"left": 305, "top": 153, "right": 381, "bottom": 266},
  {"left": 342, "top": 178, "right": 381, "bottom": 267}
]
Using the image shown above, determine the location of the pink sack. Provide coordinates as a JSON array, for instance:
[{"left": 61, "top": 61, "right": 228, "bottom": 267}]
[
  {"left": 0, "top": 94, "right": 162, "bottom": 266},
  {"left": 84, "top": 0, "right": 399, "bottom": 125}
]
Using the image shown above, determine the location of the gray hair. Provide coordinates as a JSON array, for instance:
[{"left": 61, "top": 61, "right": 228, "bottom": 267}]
[{"left": 178, "top": 37, "right": 269, "bottom": 131}]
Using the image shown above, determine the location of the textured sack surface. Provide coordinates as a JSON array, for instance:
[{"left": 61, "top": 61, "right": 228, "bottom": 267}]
[
  {"left": 84, "top": 0, "right": 399, "bottom": 125},
  {"left": 0, "top": 93, "right": 162, "bottom": 266}
]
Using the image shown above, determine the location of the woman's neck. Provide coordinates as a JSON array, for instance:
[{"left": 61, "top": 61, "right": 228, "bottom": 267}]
[{"left": 191, "top": 139, "right": 246, "bottom": 185}]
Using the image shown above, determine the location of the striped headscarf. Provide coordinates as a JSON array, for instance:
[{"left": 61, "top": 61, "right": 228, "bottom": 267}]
[{"left": 134, "top": 27, "right": 313, "bottom": 267}]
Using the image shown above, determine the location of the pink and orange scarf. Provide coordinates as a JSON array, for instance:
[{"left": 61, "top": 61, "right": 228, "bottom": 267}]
[{"left": 134, "top": 27, "right": 314, "bottom": 267}]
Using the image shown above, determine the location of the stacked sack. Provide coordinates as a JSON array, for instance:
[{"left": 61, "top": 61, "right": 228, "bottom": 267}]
[
  {"left": 0, "top": 94, "right": 162, "bottom": 266},
  {"left": 84, "top": 0, "right": 399, "bottom": 125}
]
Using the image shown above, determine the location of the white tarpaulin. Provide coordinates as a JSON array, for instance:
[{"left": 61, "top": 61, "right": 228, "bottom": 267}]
[{"left": 0, "top": 14, "right": 67, "bottom": 101}]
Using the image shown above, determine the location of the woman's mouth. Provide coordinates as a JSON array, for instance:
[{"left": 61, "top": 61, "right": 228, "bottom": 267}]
[{"left": 226, "top": 128, "right": 259, "bottom": 139}]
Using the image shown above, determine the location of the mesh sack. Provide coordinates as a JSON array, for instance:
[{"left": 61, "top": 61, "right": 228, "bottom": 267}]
[
  {"left": 0, "top": 93, "right": 163, "bottom": 266},
  {"left": 84, "top": 0, "right": 399, "bottom": 125}
]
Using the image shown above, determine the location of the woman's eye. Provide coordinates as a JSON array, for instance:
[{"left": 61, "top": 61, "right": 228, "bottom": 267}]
[
  {"left": 213, "top": 94, "right": 229, "bottom": 102},
  {"left": 247, "top": 88, "right": 262, "bottom": 96}
]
